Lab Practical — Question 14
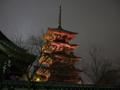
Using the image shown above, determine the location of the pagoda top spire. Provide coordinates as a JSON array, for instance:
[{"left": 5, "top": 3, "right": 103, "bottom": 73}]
[
  {"left": 47, "top": 0, "right": 78, "bottom": 35},
  {"left": 58, "top": 0, "right": 62, "bottom": 29}
]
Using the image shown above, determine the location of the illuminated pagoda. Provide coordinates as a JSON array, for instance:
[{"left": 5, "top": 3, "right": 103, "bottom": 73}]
[{"left": 32, "top": 0, "right": 82, "bottom": 84}]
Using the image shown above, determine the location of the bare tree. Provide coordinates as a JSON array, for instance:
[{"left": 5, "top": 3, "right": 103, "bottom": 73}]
[
  {"left": 12, "top": 31, "right": 45, "bottom": 56},
  {"left": 25, "top": 34, "right": 45, "bottom": 56},
  {"left": 12, "top": 34, "right": 26, "bottom": 48},
  {"left": 11, "top": 31, "right": 46, "bottom": 82},
  {"left": 24, "top": 32, "right": 45, "bottom": 81},
  {"left": 82, "top": 47, "right": 113, "bottom": 84}
]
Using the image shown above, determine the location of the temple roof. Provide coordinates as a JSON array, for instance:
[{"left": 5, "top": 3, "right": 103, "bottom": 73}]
[
  {"left": 0, "top": 30, "right": 26, "bottom": 52},
  {"left": 48, "top": 27, "right": 78, "bottom": 35},
  {"left": 0, "top": 31, "right": 8, "bottom": 40}
]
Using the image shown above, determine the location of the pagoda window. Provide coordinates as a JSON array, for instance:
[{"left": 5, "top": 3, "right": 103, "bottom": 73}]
[
  {"left": 49, "top": 34, "right": 54, "bottom": 41},
  {"left": 54, "top": 34, "right": 59, "bottom": 40},
  {"left": 59, "top": 35, "right": 63, "bottom": 40},
  {"left": 49, "top": 45, "right": 53, "bottom": 51},
  {"left": 52, "top": 45, "right": 57, "bottom": 51},
  {"left": 59, "top": 47, "right": 63, "bottom": 51},
  {"left": 57, "top": 34, "right": 61, "bottom": 39}
]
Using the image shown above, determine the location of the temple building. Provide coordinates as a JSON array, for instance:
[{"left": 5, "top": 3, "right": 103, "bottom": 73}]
[
  {"left": 0, "top": 31, "right": 35, "bottom": 80},
  {"left": 32, "top": 0, "right": 82, "bottom": 84}
]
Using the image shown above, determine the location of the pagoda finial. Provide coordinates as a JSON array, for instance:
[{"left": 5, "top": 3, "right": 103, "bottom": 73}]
[{"left": 58, "top": 0, "right": 62, "bottom": 29}]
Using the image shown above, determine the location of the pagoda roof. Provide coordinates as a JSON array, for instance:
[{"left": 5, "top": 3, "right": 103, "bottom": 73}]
[
  {"left": 51, "top": 42, "right": 79, "bottom": 48},
  {"left": 53, "top": 52, "right": 80, "bottom": 59},
  {"left": 48, "top": 27, "right": 78, "bottom": 35},
  {"left": 43, "top": 52, "right": 80, "bottom": 59}
]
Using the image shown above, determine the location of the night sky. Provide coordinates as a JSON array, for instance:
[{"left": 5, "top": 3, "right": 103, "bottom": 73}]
[{"left": 0, "top": 0, "right": 120, "bottom": 59}]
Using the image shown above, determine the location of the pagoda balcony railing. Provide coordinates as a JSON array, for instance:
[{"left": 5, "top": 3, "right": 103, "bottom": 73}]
[{"left": 0, "top": 80, "right": 120, "bottom": 90}]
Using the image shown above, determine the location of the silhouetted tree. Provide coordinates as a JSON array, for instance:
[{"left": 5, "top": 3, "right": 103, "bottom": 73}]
[
  {"left": 25, "top": 34, "right": 45, "bottom": 56},
  {"left": 11, "top": 32, "right": 45, "bottom": 82},
  {"left": 82, "top": 47, "right": 113, "bottom": 84},
  {"left": 13, "top": 34, "right": 26, "bottom": 49},
  {"left": 97, "top": 69, "right": 120, "bottom": 85},
  {"left": 22, "top": 32, "right": 45, "bottom": 82}
]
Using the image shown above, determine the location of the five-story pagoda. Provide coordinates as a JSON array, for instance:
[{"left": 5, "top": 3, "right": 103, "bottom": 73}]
[{"left": 32, "top": 0, "right": 82, "bottom": 84}]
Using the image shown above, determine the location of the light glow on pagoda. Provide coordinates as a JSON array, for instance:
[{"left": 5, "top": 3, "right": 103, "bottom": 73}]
[
  {"left": 31, "top": 0, "right": 82, "bottom": 84},
  {"left": 44, "top": 28, "right": 77, "bottom": 42}
]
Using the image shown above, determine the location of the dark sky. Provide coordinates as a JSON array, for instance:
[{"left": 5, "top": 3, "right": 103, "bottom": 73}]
[{"left": 0, "top": 0, "right": 120, "bottom": 58}]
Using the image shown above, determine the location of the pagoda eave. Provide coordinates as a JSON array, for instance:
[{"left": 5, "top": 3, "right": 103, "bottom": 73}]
[
  {"left": 48, "top": 27, "right": 78, "bottom": 35},
  {"left": 51, "top": 42, "right": 79, "bottom": 49},
  {"left": 54, "top": 53, "right": 80, "bottom": 59}
]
